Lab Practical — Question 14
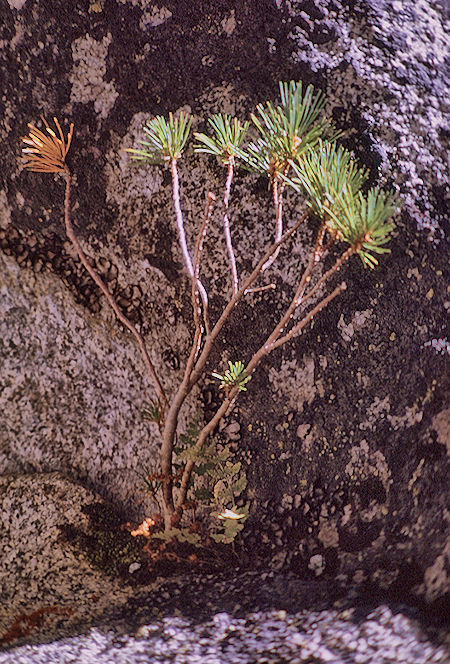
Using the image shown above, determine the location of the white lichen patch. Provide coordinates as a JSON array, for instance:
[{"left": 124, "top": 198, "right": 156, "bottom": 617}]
[
  {"left": 296, "top": 423, "right": 315, "bottom": 455},
  {"left": 408, "top": 458, "right": 425, "bottom": 505},
  {"left": 0, "top": 190, "right": 12, "bottom": 229},
  {"left": 421, "top": 539, "right": 450, "bottom": 602},
  {"left": 337, "top": 309, "right": 372, "bottom": 342},
  {"left": 269, "top": 356, "right": 320, "bottom": 413},
  {"left": 140, "top": 6, "right": 172, "bottom": 29},
  {"left": 0, "top": 473, "right": 134, "bottom": 641},
  {"left": 6, "top": 0, "right": 28, "bottom": 8},
  {"left": 318, "top": 519, "right": 339, "bottom": 548},
  {"left": 432, "top": 408, "right": 450, "bottom": 455},
  {"left": 387, "top": 405, "right": 423, "bottom": 431},
  {"left": 284, "top": 0, "right": 449, "bottom": 232},
  {"left": 221, "top": 9, "right": 236, "bottom": 36},
  {"left": 308, "top": 553, "right": 325, "bottom": 576},
  {"left": 359, "top": 395, "right": 423, "bottom": 432},
  {"left": 359, "top": 395, "right": 390, "bottom": 430},
  {"left": 425, "top": 338, "right": 450, "bottom": 356},
  {"left": 345, "top": 439, "right": 391, "bottom": 490},
  {"left": 70, "top": 33, "right": 118, "bottom": 120}
]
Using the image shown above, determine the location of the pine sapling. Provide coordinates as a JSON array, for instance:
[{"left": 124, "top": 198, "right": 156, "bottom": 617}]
[{"left": 21, "top": 81, "right": 398, "bottom": 540}]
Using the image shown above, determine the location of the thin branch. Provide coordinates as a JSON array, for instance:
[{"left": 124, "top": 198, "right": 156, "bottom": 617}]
[
  {"left": 257, "top": 219, "right": 328, "bottom": 346},
  {"left": 192, "top": 191, "right": 215, "bottom": 338},
  {"left": 169, "top": 158, "right": 209, "bottom": 313},
  {"left": 244, "top": 278, "right": 347, "bottom": 378},
  {"left": 160, "top": 192, "right": 216, "bottom": 525},
  {"left": 270, "top": 282, "right": 347, "bottom": 350},
  {"left": 295, "top": 245, "right": 355, "bottom": 309},
  {"left": 223, "top": 160, "right": 239, "bottom": 294},
  {"left": 160, "top": 184, "right": 216, "bottom": 527},
  {"left": 245, "top": 283, "right": 276, "bottom": 295},
  {"left": 187, "top": 210, "right": 309, "bottom": 390},
  {"left": 261, "top": 176, "right": 284, "bottom": 272},
  {"left": 62, "top": 167, "right": 168, "bottom": 410}
]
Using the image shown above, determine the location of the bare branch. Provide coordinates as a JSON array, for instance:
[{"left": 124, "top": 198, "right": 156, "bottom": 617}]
[
  {"left": 223, "top": 161, "right": 239, "bottom": 294},
  {"left": 187, "top": 210, "right": 309, "bottom": 390},
  {"left": 261, "top": 176, "right": 284, "bottom": 272},
  {"left": 62, "top": 167, "right": 168, "bottom": 410},
  {"left": 169, "top": 158, "right": 209, "bottom": 314},
  {"left": 270, "top": 282, "right": 347, "bottom": 351},
  {"left": 254, "top": 219, "right": 328, "bottom": 349},
  {"left": 192, "top": 191, "right": 215, "bottom": 338},
  {"left": 295, "top": 245, "right": 355, "bottom": 309},
  {"left": 245, "top": 283, "right": 276, "bottom": 295}
]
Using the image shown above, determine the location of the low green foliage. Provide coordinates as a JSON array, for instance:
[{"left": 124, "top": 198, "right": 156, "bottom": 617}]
[
  {"left": 152, "top": 527, "right": 201, "bottom": 545},
  {"left": 142, "top": 400, "right": 164, "bottom": 427},
  {"left": 125, "top": 112, "right": 192, "bottom": 163},
  {"left": 211, "top": 361, "right": 251, "bottom": 392},
  {"left": 194, "top": 114, "right": 249, "bottom": 164}
]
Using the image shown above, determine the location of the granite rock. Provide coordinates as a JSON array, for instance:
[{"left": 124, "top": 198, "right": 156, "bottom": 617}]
[{"left": 0, "top": 0, "right": 449, "bottom": 648}]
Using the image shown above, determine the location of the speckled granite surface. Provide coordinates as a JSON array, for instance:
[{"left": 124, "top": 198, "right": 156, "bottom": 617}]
[{"left": 0, "top": 0, "right": 449, "bottom": 654}]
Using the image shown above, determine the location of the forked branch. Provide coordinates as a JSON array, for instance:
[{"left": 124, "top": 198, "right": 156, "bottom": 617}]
[{"left": 62, "top": 167, "right": 168, "bottom": 410}]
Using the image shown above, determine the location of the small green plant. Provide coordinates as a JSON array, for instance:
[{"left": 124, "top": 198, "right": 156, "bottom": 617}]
[
  {"left": 21, "top": 82, "right": 398, "bottom": 546},
  {"left": 211, "top": 361, "right": 251, "bottom": 393}
]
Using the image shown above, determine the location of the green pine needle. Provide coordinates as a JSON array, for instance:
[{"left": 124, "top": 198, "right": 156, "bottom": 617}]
[
  {"left": 286, "top": 140, "right": 369, "bottom": 221},
  {"left": 212, "top": 361, "right": 251, "bottom": 392},
  {"left": 142, "top": 400, "right": 163, "bottom": 425},
  {"left": 125, "top": 111, "right": 192, "bottom": 164},
  {"left": 238, "top": 81, "right": 331, "bottom": 178},
  {"left": 194, "top": 114, "right": 249, "bottom": 164},
  {"left": 333, "top": 187, "right": 398, "bottom": 267}
]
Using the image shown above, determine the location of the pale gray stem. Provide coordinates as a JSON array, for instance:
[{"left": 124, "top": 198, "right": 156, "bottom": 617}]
[
  {"left": 261, "top": 177, "right": 283, "bottom": 272},
  {"left": 223, "top": 161, "right": 239, "bottom": 294},
  {"left": 192, "top": 192, "right": 215, "bottom": 338},
  {"left": 170, "top": 159, "right": 209, "bottom": 310}
]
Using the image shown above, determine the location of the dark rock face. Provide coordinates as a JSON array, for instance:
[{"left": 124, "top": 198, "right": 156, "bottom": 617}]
[{"left": 0, "top": 0, "right": 448, "bottom": 641}]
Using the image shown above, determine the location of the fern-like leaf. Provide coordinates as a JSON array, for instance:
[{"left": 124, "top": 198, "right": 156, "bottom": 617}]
[{"left": 142, "top": 400, "right": 164, "bottom": 426}]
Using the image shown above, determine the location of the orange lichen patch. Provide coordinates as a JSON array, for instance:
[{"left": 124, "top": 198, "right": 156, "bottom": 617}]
[
  {"left": 22, "top": 116, "right": 74, "bottom": 173},
  {"left": 0, "top": 606, "right": 75, "bottom": 646},
  {"left": 130, "top": 517, "right": 156, "bottom": 538}
]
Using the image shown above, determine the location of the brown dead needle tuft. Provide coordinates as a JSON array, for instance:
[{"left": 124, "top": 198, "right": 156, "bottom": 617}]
[{"left": 22, "top": 116, "right": 74, "bottom": 173}]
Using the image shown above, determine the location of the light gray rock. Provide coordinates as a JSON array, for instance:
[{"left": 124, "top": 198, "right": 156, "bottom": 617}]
[
  {"left": 0, "top": 2, "right": 449, "bottom": 652},
  {"left": 0, "top": 473, "right": 138, "bottom": 646}
]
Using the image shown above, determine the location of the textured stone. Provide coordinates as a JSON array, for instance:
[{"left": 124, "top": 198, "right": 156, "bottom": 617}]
[{"left": 0, "top": 1, "right": 449, "bottom": 649}]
